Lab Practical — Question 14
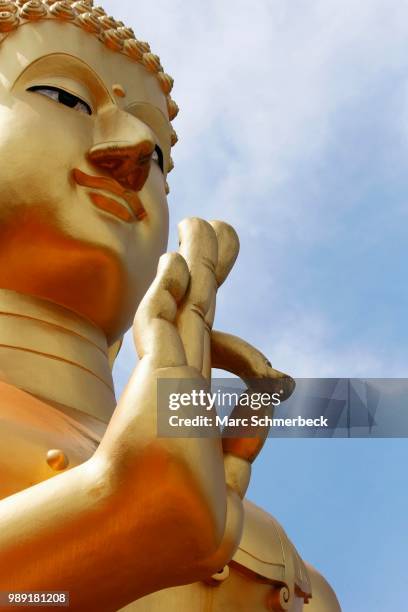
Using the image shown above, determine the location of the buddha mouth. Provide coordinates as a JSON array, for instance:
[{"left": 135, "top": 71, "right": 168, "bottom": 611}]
[{"left": 72, "top": 168, "right": 147, "bottom": 223}]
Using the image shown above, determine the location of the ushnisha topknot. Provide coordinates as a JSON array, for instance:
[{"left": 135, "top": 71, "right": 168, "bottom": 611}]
[{"left": 0, "top": 0, "right": 178, "bottom": 173}]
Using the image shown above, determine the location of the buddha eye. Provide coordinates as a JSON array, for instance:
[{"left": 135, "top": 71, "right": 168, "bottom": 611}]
[
  {"left": 27, "top": 85, "right": 92, "bottom": 116},
  {"left": 152, "top": 145, "right": 164, "bottom": 173}
]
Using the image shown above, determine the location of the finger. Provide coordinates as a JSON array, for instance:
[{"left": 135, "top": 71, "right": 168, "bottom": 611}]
[
  {"left": 209, "top": 221, "right": 240, "bottom": 288},
  {"left": 211, "top": 330, "right": 295, "bottom": 400},
  {"left": 133, "top": 252, "right": 190, "bottom": 367},
  {"left": 201, "top": 222, "right": 238, "bottom": 378},
  {"left": 177, "top": 218, "right": 218, "bottom": 374}
]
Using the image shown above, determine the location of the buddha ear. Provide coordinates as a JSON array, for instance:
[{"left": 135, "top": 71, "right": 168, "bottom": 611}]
[{"left": 108, "top": 337, "right": 123, "bottom": 370}]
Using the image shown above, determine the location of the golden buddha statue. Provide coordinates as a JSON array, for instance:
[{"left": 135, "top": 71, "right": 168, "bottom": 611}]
[{"left": 0, "top": 2, "right": 341, "bottom": 610}]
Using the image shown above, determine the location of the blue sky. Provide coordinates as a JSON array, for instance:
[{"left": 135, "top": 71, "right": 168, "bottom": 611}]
[{"left": 105, "top": 1, "right": 408, "bottom": 609}]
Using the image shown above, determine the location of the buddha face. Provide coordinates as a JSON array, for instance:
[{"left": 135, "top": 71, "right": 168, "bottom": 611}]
[{"left": 0, "top": 20, "right": 171, "bottom": 343}]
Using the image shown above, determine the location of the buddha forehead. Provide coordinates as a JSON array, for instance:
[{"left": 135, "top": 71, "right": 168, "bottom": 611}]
[{"left": 0, "top": 21, "right": 167, "bottom": 111}]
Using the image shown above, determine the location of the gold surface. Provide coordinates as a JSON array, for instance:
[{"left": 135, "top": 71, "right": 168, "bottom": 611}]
[
  {"left": 119, "top": 565, "right": 306, "bottom": 612},
  {"left": 304, "top": 565, "right": 341, "bottom": 612},
  {"left": 0, "top": 380, "right": 103, "bottom": 498},
  {"left": 235, "top": 500, "right": 311, "bottom": 597},
  {"left": 0, "top": 289, "right": 116, "bottom": 420},
  {"left": 0, "top": 7, "right": 341, "bottom": 612},
  {"left": 121, "top": 500, "right": 312, "bottom": 612}
]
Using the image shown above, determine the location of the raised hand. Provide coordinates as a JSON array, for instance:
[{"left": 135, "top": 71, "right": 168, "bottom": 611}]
[{"left": 94, "top": 217, "right": 244, "bottom": 581}]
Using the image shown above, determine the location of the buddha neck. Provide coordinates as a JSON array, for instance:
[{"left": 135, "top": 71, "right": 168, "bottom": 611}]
[{"left": 0, "top": 289, "right": 116, "bottom": 423}]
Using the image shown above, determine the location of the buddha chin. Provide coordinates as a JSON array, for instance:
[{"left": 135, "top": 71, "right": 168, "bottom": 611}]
[{"left": 0, "top": 203, "right": 137, "bottom": 343}]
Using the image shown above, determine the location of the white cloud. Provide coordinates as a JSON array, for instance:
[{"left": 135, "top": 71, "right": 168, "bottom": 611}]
[
  {"left": 260, "top": 311, "right": 399, "bottom": 378},
  {"left": 104, "top": 0, "right": 408, "bottom": 389}
]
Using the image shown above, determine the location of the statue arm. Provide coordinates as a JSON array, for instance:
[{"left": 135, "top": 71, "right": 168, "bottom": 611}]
[{"left": 0, "top": 442, "right": 228, "bottom": 610}]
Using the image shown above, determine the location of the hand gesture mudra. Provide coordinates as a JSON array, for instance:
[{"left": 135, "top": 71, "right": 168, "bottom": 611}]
[{"left": 95, "top": 217, "right": 292, "bottom": 586}]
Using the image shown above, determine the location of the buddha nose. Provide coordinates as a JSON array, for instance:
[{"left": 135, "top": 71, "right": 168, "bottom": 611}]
[{"left": 88, "top": 111, "right": 155, "bottom": 192}]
